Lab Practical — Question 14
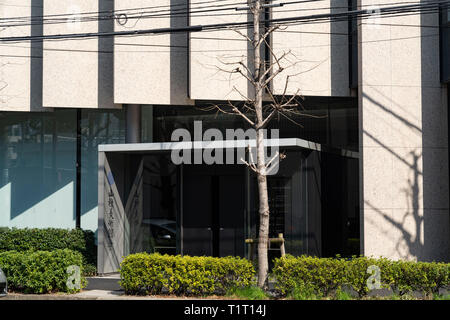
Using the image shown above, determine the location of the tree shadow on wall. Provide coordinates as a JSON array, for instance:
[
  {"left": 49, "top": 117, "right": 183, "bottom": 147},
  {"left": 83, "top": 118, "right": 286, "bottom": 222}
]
[{"left": 364, "top": 149, "right": 425, "bottom": 261}]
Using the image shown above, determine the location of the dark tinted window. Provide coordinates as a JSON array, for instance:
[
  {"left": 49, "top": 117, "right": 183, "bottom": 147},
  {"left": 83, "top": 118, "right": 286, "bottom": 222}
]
[{"left": 152, "top": 96, "right": 358, "bottom": 151}]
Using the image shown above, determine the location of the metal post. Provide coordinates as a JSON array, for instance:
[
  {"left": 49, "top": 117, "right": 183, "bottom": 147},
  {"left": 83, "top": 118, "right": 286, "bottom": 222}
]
[{"left": 76, "top": 109, "right": 81, "bottom": 229}]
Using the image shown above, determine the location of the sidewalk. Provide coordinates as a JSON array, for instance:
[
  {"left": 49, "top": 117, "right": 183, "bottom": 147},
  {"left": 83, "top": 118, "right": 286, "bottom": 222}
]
[
  {"left": 0, "top": 275, "right": 224, "bottom": 300},
  {"left": 0, "top": 290, "right": 226, "bottom": 300}
]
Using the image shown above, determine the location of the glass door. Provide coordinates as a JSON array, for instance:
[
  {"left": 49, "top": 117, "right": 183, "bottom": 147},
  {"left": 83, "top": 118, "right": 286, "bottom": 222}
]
[{"left": 182, "top": 164, "right": 246, "bottom": 257}]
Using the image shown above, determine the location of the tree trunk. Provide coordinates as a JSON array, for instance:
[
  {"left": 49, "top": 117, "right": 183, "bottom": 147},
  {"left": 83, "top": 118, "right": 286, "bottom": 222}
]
[
  {"left": 256, "top": 128, "right": 270, "bottom": 288},
  {"left": 252, "top": 0, "right": 271, "bottom": 289}
]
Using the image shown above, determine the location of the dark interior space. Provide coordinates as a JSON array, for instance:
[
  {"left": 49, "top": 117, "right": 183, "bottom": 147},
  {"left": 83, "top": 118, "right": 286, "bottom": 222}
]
[
  {"left": 183, "top": 164, "right": 246, "bottom": 257},
  {"left": 321, "top": 153, "right": 360, "bottom": 257}
]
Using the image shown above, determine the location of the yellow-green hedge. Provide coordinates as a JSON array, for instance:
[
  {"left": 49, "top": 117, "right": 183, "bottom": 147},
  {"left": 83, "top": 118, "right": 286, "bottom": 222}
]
[
  {"left": 273, "top": 255, "right": 450, "bottom": 297},
  {"left": 0, "top": 249, "right": 86, "bottom": 294},
  {"left": 119, "top": 253, "right": 255, "bottom": 295}
]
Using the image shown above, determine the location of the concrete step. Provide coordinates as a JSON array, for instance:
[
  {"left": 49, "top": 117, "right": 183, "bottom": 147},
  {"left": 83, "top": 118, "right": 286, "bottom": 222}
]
[{"left": 85, "top": 276, "right": 122, "bottom": 292}]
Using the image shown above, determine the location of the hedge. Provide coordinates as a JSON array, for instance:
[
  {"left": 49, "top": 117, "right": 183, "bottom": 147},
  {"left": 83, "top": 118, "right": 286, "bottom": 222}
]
[
  {"left": 0, "top": 227, "right": 97, "bottom": 275},
  {"left": 272, "top": 255, "right": 450, "bottom": 297},
  {"left": 119, "top": 253, "right": 255, "bottom": 296},
  {"left": 0, "top": 249, "right": 87, "bottom": 293}
]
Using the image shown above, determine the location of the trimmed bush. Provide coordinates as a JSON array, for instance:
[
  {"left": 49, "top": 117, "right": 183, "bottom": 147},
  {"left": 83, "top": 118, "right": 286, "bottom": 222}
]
[
  {"left": 0, "top": 249, "right": 86, "bottom": 293},
  {"left": 273, "top": 255, "right": 450, "bottom": 298},
  {"left": 0, "top": 227, "right": 97, "bottom": 275},
  {"left": 272, "top": 255, "right": 348, "bottom": 296},
  {"left": 119, "top": 253, "right": 255, "bottom": 296}
]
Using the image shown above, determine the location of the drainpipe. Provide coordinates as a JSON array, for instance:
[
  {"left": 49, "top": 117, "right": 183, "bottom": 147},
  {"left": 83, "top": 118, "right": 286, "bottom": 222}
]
[{"left": 126, "top": 104, "right": 141, "bottom": 143}]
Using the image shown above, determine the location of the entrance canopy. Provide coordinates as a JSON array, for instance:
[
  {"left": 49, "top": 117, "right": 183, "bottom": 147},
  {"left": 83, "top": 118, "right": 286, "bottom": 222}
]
[{"left": 98, "top": 138, "right": 358, "bottom": 159}]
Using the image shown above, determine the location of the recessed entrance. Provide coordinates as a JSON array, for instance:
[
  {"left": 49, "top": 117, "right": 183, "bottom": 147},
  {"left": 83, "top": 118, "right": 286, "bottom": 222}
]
[{"left": 97, "top": 139, "right": 359, "bottom": 274}]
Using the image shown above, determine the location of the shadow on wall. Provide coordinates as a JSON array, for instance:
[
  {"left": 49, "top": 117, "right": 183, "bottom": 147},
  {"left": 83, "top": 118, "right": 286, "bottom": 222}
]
[
  {"left": 364, "top": 83, "right": 449, "bottom": 261},
  {"left": 420, "top": 0, "right": 450, "bottom": 262},
  {"left": 330, "top": 0, "right": 350, "bottom": 96},
  {"left": 361, "top": 2, "right": 450, "bottom": 262},
  {"left": 30, "top": 0, "right": 43, "bottom": 111},
  {"left": 364, "top": 148, "right": 425, "bottom": 260},
  {"left": 98, "top": 0, "right": 114, "bottom": 109}
]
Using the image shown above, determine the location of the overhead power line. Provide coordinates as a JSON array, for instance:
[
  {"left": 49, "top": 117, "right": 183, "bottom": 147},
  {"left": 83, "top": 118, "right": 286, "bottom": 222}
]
[
  {"left": 0, "top": 0, "right": 250, "bottom": 22},
  {"left": 0, "top": 0, "right": 323, "bottom": 28},
  {"left": 0, "top": 0, "right": 448, "bottom": 43}
]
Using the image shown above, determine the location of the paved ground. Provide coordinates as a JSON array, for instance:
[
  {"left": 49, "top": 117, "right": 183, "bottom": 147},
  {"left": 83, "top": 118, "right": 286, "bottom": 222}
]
[
  {"left": 0, "top": 275, "right": 226, "bottom": 300},
  {"left": 0, "top": 275, "right": 447, "bottom": 300},
  {"left": 0, "top": 291, "right": 230, "bottom": 300}
]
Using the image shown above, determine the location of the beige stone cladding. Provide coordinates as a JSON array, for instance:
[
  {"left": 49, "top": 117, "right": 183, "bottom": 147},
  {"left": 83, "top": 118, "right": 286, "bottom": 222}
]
[{"left": 359, "top": 0, "right": 449, "bottom": 261}]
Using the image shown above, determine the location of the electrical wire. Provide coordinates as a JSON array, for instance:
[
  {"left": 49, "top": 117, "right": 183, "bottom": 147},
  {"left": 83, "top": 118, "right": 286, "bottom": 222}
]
[{"left": 0, "top": 1, "right": 447, "bottom": 46}]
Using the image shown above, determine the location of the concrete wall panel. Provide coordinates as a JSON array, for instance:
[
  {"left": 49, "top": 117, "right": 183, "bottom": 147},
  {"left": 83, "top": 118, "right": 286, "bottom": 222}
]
[
  {"left": 43, "top": 0, "right": 116, "bottom": 109},
  {"left": 114, "top": 0, "right": 191, "bottom": 105},
  {"left": 271, "top": 0, "right": 349, "bottom": 97},
  {"left": 189, "top": 0, "right": 250, "bottom": 101},
  {"left": 0, "top": 1, "right": 45, "bottom": 111},
  {"left": 359, "top": 0, "right": 450, "bottom": 261}
]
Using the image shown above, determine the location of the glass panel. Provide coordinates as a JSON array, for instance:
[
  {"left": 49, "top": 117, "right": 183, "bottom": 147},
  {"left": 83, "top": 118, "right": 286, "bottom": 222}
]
[
  {"left": 182, "top": 164, "right": 246, "bottom": 257},
  {"left": 321, "top": 154, "right": 360, "bottom": 257},
  {"left": 249, "top": 150, "right": 308, "bottom": 264},
  {"left": 153, "top": 97, "right": 358, "bottom": 151},
  {"left": 0, "top": 110, "right": 76, "bottom": 228},
  {"left": 142, "top": 155, "right": 178, "bottom": 255},
  {"left": 141, "top": 105, "right": 154, "bottom": 143},
  {"left": 80, "top": 109, "right": 126, "bottom": 233},
  {"left": 249, "top": 148, "right": 359, "bottom": 261},
  {"left": 104, "top": 153, "right": 179, "bottom": 258}
]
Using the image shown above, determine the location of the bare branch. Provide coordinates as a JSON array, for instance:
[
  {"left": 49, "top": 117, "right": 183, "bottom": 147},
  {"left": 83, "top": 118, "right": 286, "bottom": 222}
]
[
  {"left": 260, "top": 50, "right": 290, "bottom": 83},
  {"left": 228, "top": 99, "right": 256, "bottom": 127},
  {"left": 265, "top": 151, "right": 279, "bottom": 169},
  {"left": 258, "top": 108, "right": 278, "bottom": 129},
  {"left": 257, "top": 24, "right": 280, "bottom": 48},
  {"left": 241, "top": 158, "right": 259, "bottom": 173},
  {"left": 241, "top": 145, "right": 258, "bottom": 173},
  {"left": 232, "top": 27, "right": 252, "bottom": 43}
]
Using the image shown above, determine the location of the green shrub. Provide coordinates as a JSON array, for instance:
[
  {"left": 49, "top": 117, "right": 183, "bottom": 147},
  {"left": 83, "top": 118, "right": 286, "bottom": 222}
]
[
  {"left": 226, "top": 286, "right": 268, "bottom": 300},
  {"left": 434, "top": 294, "right": 450, "bottom": 300},
  {"left": 383, "top": 260, "right": 450, "bottom": 296},
  {"left": 334, "top": 288, "right": 354, "bottom": 300},
  {"left": 272, "top": 255, "right": 348, "bottom": 296},
  {"left": 119, "top": 253, "right": 255, "bottom": 296},
  {"left": 0, "top": 228, "right": 97, "bottom": 275},
  {"left": 0, "top": 249, "right": 86, "bottom": 294},
  {"left": 288, "top": 282, "right": 322, "bottom": 300},
  {"left": 273, "top": 255, "right": 450, "bottom": 298}
]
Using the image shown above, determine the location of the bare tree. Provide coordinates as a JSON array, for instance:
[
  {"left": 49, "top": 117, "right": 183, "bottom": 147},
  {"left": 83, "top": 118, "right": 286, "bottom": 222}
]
[{"left": 209, "top": 1, "right": 317, "bottom": 288}]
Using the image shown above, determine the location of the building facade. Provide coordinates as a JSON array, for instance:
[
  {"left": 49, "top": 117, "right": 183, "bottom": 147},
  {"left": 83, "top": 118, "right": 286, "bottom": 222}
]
[{"left": 0, "top": 0, "right": 448, "bottom": 273}]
